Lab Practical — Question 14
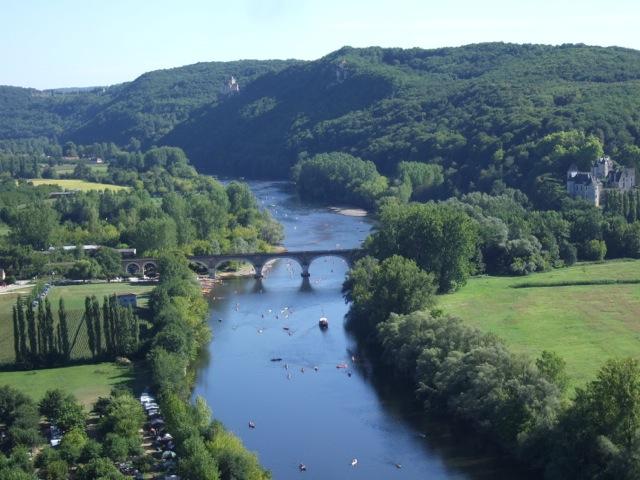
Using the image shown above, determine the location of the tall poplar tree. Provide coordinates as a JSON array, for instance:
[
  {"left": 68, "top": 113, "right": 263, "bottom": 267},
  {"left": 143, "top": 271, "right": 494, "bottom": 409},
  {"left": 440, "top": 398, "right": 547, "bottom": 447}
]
[
  {"left": 12, "top": 305, "right": 20, "bottom": 364},
  {"left": 17, "top": 297, "right": 27, "bottom": 362},
  {"left": 102, "top": 296, "right": 113, "bottom": 356},
  {"left": 628, "top": 191, "right": 637, "bottom": 223},
  {"left": 37, "top": 301, "right": 46, "bottom": 357},
  {"left": 58, "top": 299, "right": 70, "bottom": 360},
  {"left": 109, "top": 295, "right": 120, "bottom": 354},
  {"left": 91, "top": 296, "right": 102, "bottom": 356},
  {"left": 85, "top": 297, "right": 95, "bottom": 358},
  {"left": 44, "top": 298, "right": 55, "bottom": 357},
  {"left": 26, "top": 303, "right": 37, "bottom": 361}
]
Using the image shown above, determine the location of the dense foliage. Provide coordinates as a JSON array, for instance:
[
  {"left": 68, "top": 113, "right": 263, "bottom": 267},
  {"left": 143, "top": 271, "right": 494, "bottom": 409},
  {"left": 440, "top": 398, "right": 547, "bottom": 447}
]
[
  {"left": 0, "top": 387, "right": 150, "bottom": 479},
  {"left": 163, "top": 44, "right": 640, "bottom": 193},
  {"left": 0, "top": 145, "right": 282, "bottom": 280},
  {"left": 0, "top": 60, "right": 298, "bottom": 148},
  {"left": 342, "top": 255, "right": 436, "bottom": 336},
  {"left": 343, "top": 256, "right": 640, "bottom": 478},
  {"left": 366, "top": 202, "right": 478, "bottom": 291},
  {"left": 4, "top": 44, "right": 640, "bottom": 202},
  {"left": 291, "top": 152, "right": 388, "bottom": 208}
]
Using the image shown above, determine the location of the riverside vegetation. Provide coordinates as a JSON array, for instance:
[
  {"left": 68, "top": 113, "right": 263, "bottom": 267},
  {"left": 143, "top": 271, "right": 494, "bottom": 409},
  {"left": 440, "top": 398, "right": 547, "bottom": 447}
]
[
  {"left": 0, "top": 147, "right": 276, "bottom": 478},
  {"left": 342, "top": 201, "right": 640, "bottom": 478},
  {"left": 0, "top": 145, "right": 282, "bottom": 282},
  {"left": 2, "top": 43, "right": 640, "bottom": 478},
  {"left": 0, "top": 255, "right": 271, "bottom": 479}
]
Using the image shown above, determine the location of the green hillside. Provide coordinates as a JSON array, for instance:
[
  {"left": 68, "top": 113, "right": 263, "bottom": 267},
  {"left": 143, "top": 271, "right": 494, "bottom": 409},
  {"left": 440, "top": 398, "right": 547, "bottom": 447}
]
[
  {"left": 4, "top": 43, "right": 640, "bottom": 197},
  {"left": 165, "top": 43, "right": 640, "bottom": 192},
  {"left": 69, "top": 59, "right": 300, "bottom": 146},
  {"left": 0, "top": 59, "right": 299, "bottom": 146}
]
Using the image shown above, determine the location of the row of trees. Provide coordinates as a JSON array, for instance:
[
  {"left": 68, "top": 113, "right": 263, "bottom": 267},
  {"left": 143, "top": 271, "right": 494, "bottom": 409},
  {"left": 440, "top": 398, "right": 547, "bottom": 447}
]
[
  {"left": 84, "top": 295, "right": 140, "bottom": 359},
  {"left": 11, "top": 297, "right": 70, "bottom": 366},
  {"left": 343, "top": 254, "right": 640, "bottom": 478},
  {"left": 602, "top": 189, "right": 640, "bottom": 222},
  {"left": 10, "top": 292, "right": 141, "bottom": 367}
]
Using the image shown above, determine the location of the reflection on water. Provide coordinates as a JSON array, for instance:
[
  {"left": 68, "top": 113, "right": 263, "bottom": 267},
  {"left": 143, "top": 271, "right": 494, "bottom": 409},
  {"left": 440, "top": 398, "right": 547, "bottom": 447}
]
[{"left": 193, "top": 181, "right": 534, "bottom": 479}]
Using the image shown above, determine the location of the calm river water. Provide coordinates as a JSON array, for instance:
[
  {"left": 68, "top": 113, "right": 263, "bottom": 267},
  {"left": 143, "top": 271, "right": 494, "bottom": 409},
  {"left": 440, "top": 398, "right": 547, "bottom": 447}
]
[{"left": 193, "top": 181, "right": 533, "bottom": 479}]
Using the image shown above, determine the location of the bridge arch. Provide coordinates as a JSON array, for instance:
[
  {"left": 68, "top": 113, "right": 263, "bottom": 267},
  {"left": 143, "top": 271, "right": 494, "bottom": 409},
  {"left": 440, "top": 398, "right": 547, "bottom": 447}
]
[
  {"left": 212, "top": 258, "right": 258, "bottom": 278},
  {"left": 304, "top": 254, "right": 351, "bottom": 273},
  {"left": 125, "top": 262, "right": 141, "bottom": 276},
  {"left": 188, "top": 259, "right": 211, "bottom": 275},
  {"left": 143, "top": 262, "right": 158, "bottom": 277},
  {"left": 254, "top": 256, "right": 304, "bottom": 278}
]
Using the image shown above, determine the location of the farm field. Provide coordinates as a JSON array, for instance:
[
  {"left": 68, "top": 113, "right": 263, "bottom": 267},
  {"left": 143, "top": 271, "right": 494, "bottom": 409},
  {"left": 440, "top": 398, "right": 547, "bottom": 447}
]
[
  {"left": 0, "top": 362, "right": 142, "bottom": 406},
  {"left": 440, "top": 259, "right": 640, "bottom": 391},
  {"left": 0, "top": 282, "right": 154, "bottom": 364},
  {"left": 28, "top": 178, "right": 128, "bottom": 191},
  {"left": 53, "top": 162, "right": 109, "bottom": 175}
]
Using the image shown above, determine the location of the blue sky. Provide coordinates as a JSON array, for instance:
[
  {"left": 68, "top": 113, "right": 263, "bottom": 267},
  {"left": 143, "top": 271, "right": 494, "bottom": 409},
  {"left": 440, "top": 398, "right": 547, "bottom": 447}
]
[{"left": 2, "top": 0, "right": 639, "bottom": 89}]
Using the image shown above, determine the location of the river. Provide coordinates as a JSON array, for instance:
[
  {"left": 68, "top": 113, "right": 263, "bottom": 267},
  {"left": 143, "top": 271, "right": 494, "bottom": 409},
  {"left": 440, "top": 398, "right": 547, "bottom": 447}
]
[{"left": 193, "top": 181, "right": 533, "bottom": 479}]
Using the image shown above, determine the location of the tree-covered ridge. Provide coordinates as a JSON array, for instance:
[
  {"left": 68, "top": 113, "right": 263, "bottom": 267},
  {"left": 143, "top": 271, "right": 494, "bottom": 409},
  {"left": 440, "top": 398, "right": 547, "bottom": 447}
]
[
  {"left": 70, "top": 59, "right": 301, "bottom": 147},
  {"left": 0, "top": 59, "right": 299, "bottom": 146},
  {"left": 4, "top": 43, "right": 640, "bottom": 197},
  {"left": 165, "top": 43, "right": 640, "bottom": 194},
  {"left": 0, "top": 85, "right": 112, "bottom": 140}
]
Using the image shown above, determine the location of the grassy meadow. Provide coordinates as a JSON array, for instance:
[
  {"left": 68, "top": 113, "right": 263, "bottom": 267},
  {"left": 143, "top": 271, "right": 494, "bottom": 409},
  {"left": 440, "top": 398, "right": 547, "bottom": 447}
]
[
  {"left": 53, "top": 162, "right": 109, "bottom": 176},
  {"left": 440, "top": 260, "right": 640, "bottom": 391},
  {"left": 0, "top": 362, "right": 141, "bottom": 406},
  {"left": 0, "top": 282, "right": 154, "bottom": 364},
  {"left": 29, "top": 178, "right": 128, "bottom": 191}
]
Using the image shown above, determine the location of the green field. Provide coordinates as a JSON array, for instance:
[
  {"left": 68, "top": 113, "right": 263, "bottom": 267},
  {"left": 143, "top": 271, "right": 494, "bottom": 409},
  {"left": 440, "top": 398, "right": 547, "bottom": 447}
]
[
  {"left": 440, "top": 260, "right": 640, "bottom": 390},
  {"left": 0, "top": 362, "right": 140, "bottom": 406},
  {"left": 53, "top": 162, "right": 109, "bottom": 175},
  {"left": 0, "top": 282, "right": 154, "bottom": 364},
  {"left": 29, "top": 178, "right": 127, "bottom": 191}
]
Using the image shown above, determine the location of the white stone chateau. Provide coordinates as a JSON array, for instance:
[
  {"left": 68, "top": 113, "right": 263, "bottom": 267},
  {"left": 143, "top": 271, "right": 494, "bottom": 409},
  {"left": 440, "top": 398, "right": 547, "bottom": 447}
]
[
  {"left": 566, "top": 156, "right": 635, "bottom": 206},
  {"left": 220, "top": 76, "right": 240, "bottom": 95}
]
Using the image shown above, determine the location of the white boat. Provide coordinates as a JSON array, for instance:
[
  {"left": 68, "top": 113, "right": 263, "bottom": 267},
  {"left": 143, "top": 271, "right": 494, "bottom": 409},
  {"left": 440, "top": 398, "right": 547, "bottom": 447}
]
[{"left": 319, "top": 316, "right": 329, "bottom": 329}]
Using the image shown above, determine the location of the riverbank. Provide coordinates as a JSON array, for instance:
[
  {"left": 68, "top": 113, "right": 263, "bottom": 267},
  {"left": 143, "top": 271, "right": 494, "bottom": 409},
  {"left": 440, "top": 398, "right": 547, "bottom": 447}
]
[
  {"left": 329, "top": 206, "right": 368, "bottom": 217},
  {"left": 193, "top": 179, "right": 532, "bottom": 480},
  {"left": 150, "top": 253, "right": 271, "bottom": 479}
]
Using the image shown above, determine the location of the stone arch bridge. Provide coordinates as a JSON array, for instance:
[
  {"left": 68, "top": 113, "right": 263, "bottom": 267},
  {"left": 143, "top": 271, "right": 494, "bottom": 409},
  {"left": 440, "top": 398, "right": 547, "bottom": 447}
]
[{"left": 122, "top": 249, "right": 362, "bottom": 279}]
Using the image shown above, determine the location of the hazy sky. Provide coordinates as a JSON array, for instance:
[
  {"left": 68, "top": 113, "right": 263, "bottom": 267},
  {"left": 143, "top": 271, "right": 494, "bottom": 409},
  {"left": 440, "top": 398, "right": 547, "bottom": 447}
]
[{"left": 2, "top": 0, "right": 639, "bottom": 89}]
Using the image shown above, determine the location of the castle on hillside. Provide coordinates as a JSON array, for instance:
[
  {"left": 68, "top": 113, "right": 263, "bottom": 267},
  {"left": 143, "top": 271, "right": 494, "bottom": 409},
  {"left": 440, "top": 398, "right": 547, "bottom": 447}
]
[
  {"left": 566, "top": 156, "right": 635, "bottom": 206},
  {"left": 336, "top": 60, "right": 349, "bottom": 82},
  {"left": 220, "top": 76, "right": 240, "bottom": 95}
]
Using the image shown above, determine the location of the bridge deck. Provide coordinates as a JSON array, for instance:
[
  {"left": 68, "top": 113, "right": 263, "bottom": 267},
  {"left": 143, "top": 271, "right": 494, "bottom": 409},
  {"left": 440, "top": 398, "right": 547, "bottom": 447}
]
[{"left": 122, "top": 248, "right": 362, "bottom": 278}]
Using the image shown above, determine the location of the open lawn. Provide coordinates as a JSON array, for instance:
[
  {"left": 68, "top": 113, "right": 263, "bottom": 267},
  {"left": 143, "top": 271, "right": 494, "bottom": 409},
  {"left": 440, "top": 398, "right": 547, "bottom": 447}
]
[
  {"left": 440, "top": 259, "right": 640, "bottom": 391},
  {"left": 45, "top": 282, "right": 154, "bottom": 312},
  {"left": 53, "top": 162, "right": 109, "bottom": 175},
  {"left": 0, "top": 282, "right": 154, "bottom": 364},
  {"left": 0, "top": 362, "right": 143, "bottom": 406},
  {"left": 29, "top": 178, "right": 127, "bottom": 191}
]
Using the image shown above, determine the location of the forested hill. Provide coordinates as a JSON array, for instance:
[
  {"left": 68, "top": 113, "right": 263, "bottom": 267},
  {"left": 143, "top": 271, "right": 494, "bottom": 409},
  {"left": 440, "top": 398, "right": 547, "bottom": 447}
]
[
  {"left": 0, "top": 59, "right": 299, "bottom": 146},
  {"left": 164, "top": 43, "right": 640, "bottom": 192},
  {"left": 3, "top": 43, "right": 640, "bottom": 194}
]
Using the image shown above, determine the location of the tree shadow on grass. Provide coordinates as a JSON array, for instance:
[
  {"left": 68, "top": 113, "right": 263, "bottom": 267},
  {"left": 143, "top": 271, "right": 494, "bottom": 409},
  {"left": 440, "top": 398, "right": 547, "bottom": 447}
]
[{"left": 104, "top": 361, "right": 152, "bottom": 396}]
